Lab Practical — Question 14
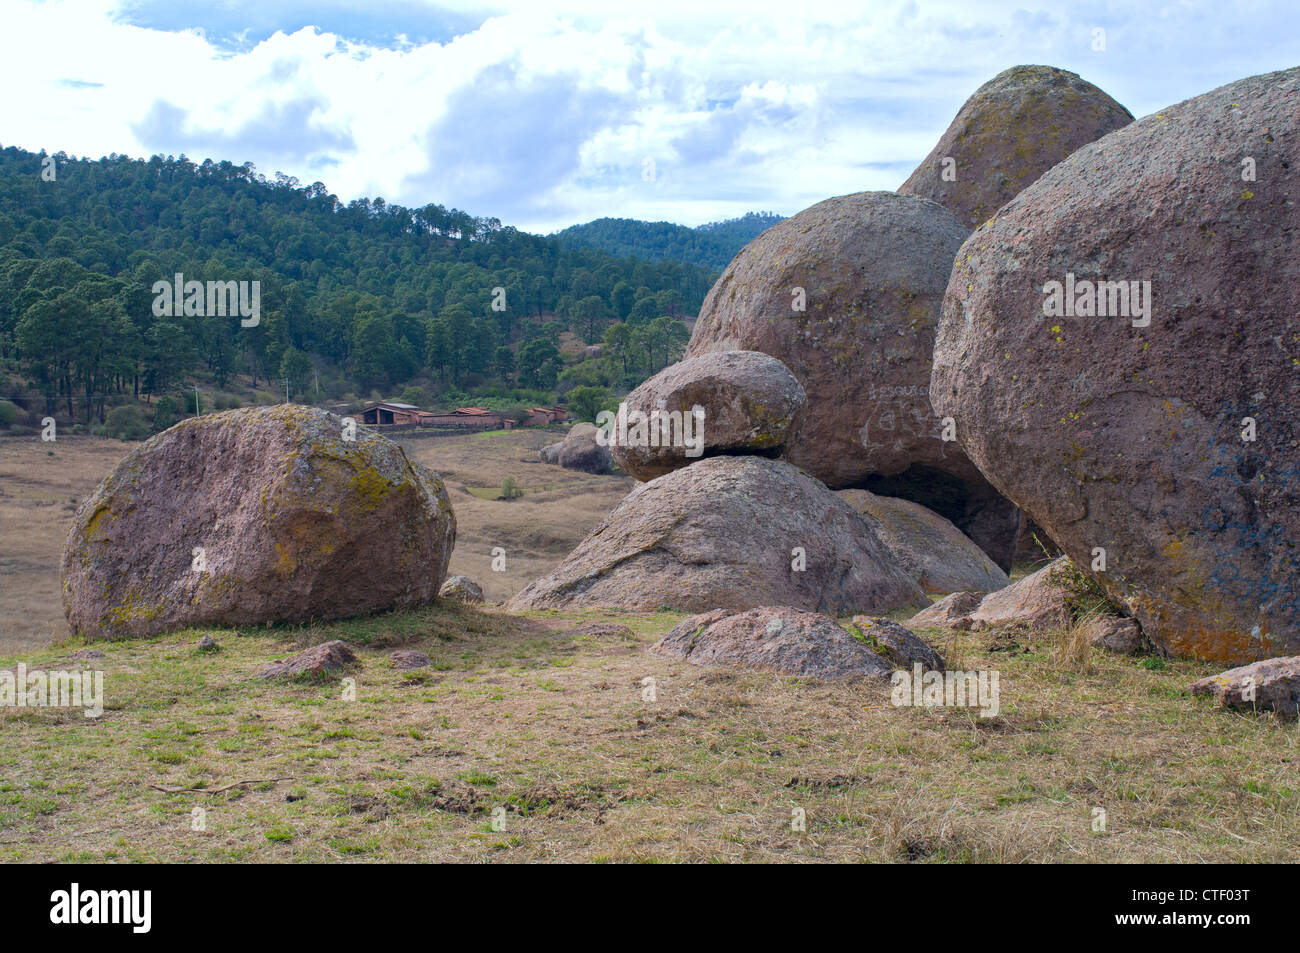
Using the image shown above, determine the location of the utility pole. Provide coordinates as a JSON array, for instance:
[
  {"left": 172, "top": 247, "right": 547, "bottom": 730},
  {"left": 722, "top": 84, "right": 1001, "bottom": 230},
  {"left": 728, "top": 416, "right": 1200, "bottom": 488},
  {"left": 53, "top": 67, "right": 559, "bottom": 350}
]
[{"left": 283, "top": 378, "right": 290, "bottom": 404}]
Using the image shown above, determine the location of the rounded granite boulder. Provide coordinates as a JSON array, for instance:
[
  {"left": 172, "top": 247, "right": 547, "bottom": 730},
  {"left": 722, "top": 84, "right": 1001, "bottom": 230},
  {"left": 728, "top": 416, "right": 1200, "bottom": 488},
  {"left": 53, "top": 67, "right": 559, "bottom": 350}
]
[
  {"left": 609, "top": 350, "right": 805, "bottom": 481},
  {"left": 931, "top": 67, "right": 1300, "bottom": 663},
  {"left": 61, "top": 404, "right": 456, "bottom": 638},
  {"left": 508, "top": 455, "right": 927, "bottom": 616},
  {"left": 899, "top": 64, "right": 1133, "bottom": 229}
]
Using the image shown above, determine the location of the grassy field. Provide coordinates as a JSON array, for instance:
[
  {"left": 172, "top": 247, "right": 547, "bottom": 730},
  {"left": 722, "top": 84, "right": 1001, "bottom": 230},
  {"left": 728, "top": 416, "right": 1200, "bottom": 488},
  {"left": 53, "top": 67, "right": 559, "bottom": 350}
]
[
  {"left": 0, "top": 436, "right": 135, "bottom": 653},
  {"left": 2, "top": 429, "right": 1298, "bottom": 862},
  {"left": 2, "top": 601, "right": 1298, "bottom": 862},
  {"left": 400, "top": 429, "right": 633, "bottom": 606}
]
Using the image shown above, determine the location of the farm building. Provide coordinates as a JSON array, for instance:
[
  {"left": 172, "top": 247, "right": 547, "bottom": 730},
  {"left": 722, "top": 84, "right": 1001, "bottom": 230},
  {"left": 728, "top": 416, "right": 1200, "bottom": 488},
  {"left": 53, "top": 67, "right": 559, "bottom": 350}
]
[
  {"left": 355, "top": 402, "right": 567, "bottom": 431},
  {"left": 522, "top": 406, "right": 568, "bottom": 427},
  {"left": 421, "top": 407, "right": 511, "bottom": 430},
  {"left": 357, "top": 402, "right": 432, "bottom": 426}
]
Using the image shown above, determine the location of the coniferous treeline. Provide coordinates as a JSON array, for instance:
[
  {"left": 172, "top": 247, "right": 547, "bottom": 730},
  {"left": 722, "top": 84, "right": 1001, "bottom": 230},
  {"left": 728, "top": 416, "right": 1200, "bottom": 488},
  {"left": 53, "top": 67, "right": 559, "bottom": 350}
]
[
  {"left": 0, "top": 145, "right": 716, "bottom": 424},
  {"left": 553, "top": 211, "right": 785, "bottom": 271}
]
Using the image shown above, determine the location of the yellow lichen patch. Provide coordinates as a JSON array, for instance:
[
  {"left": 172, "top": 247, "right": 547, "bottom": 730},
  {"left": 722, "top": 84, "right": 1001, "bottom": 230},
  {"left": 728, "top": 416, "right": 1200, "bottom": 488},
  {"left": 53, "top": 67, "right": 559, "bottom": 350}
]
[
  {"left": 84, "top": 504, "right": 113, "bottom": 542},
  {"left": 348, "top": 463, "right": 397, "bottom": 513},
  {"left": 105, "top": 590, "right": 164, "bottom": 628}
]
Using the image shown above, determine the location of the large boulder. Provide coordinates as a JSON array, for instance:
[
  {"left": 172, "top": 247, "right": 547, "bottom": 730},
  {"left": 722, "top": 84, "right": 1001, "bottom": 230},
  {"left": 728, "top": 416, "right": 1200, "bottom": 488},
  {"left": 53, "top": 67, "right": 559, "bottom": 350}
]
[
  {"left": 539, "top": 422, "right": 611, "bottom": 474},
  {"left": 507, "top": 456, "right": 926, "bottom": 615},
  {"left": 61, "top": 405, "right": 456, "bottom": 638},
  {"left": 931, "top": 66, "right": 1300, "bottom": 664},
  {"left": 609, "top": 350, "right": 805, "bottom": 481},
  {"left": 899, "top": 65, "right": 1133, "bottom": 229},
  {"left": 838, "top": 489, "right": 1009, "bottom": 594},
  {"left": 686, "top": 190, "right": 1019, "bottom": 570},
  {"left": 651, "top": 607, "right": 892, "bottom": 680}
]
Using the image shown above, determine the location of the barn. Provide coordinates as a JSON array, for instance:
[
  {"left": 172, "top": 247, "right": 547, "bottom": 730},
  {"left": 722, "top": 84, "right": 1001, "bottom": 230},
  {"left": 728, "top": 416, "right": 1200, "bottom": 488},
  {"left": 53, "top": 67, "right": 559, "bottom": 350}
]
[{"left": 357, "top": 402, "right": 429, "bottom": 426}]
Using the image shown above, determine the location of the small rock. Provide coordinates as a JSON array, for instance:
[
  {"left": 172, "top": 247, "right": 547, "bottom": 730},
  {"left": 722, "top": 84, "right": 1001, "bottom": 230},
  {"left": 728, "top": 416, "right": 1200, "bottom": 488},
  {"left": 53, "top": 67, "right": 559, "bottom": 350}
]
[
  {"left": 563, "top": 622, "right": 636, "bottom": 640},
  {"left": 969, "top": 558, "right": 1073, "bottom": 632},
  {"left": 257, "top": 640, "right": 357, "bottom": 679},
  {"left": 907, "top": 591, "right": 983, "bottom": 630},
  {"left": 651, "top": 606, "right": 892, "bottom": 681},
  {"left": 849, "top": 616, "right": 945, "bottom": 671},
  {"left": 390, "top": 649, "right": 432, "bottom": 670},
  {"left": 196, "top": 635, "right": 219, "bottom": 653},
  {"left": 1088, "top": 616, "right": 1144, "bottom": 655},
  {"left": 1191, "top": 657, "right": 1300, "bottom": 719},
  {"left": 439, "top": 575, "right": 484, "bottom": 604}
]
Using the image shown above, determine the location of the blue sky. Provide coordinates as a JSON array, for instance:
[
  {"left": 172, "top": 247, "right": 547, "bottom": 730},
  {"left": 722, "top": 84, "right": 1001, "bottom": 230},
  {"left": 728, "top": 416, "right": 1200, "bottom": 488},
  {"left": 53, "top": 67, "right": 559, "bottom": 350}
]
[{"left": 5, "top": 0, "right": 1299, "bottom": 232}]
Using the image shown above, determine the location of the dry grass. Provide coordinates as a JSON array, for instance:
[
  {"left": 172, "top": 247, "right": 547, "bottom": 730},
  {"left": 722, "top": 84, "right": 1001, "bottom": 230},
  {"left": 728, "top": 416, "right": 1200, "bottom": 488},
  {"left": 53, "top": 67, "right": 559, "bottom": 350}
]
[
  {"left": 399, "top": 430, "right": 633, "bottom": 605},
  {"left": 0, "top": 435, "right": 139, "bottom": 653},
  {"left": 1, "top": 605, "right": 1298, "bottom": 862}
]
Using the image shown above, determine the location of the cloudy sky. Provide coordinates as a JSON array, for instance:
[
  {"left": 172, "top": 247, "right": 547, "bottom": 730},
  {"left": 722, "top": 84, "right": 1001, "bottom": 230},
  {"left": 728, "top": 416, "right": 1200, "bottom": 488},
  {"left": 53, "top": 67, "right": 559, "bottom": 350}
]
[{"left": 5, "top": 0, "right": 1298, "bottom": 233}]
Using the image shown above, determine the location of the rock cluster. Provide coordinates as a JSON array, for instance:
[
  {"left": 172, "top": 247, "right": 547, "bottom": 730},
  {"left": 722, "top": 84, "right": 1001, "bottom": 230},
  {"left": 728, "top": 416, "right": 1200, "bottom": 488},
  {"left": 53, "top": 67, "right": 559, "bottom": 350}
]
[
  {"left": 684, "top": 190, "right": 1020, "bottom": 570},
  {"left": 257, "top": 640, "right": 358, "bottom": 679}
]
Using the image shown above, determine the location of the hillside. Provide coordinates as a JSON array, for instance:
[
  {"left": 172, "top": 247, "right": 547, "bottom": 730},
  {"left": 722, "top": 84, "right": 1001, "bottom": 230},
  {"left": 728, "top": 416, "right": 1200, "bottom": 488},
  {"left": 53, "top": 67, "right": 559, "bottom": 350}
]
[
  {"left": 553, "top": 212, "right": 785, "bottom": 271},
  {"left": 0, "top": 145, "right": 712, "bottom": 428}
]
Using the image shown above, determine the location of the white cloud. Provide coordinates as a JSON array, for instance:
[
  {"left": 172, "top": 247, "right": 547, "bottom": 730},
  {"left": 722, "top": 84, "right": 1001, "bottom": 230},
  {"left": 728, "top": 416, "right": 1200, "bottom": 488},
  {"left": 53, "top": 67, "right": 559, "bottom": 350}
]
[{"left": 3, "top": 0, "right": 1297, "bottom": 232}]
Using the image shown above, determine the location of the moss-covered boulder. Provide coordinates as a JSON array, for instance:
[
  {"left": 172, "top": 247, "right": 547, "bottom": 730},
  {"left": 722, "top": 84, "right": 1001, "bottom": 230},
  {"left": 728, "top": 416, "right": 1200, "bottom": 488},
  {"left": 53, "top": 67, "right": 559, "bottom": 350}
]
[
  {"left": 61, "top": 405, "right": 455, "bottom": 639},
  {"left": 439, "top": 574, "right": 484, "bottom": 604},
  {"left": 610, "top": 350, "right": 805, "bottom": 481},
  {"left": 899, "top": 65, "right": 1132, "bottom": 229}
]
